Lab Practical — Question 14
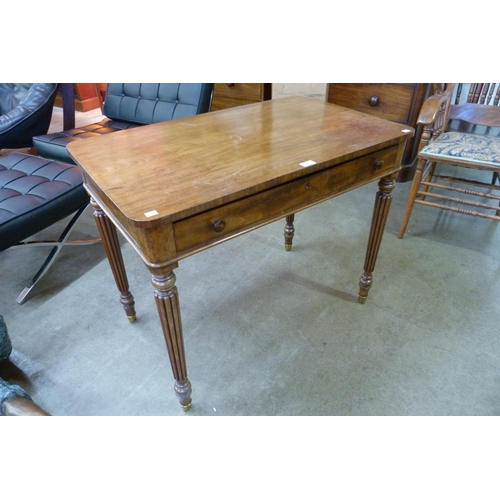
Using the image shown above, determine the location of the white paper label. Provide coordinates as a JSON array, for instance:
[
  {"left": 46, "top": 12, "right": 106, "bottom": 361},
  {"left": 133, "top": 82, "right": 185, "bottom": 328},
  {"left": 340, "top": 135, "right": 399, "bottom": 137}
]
[{"left": 300, "top": 160, "right": 317, "bottom": 167}]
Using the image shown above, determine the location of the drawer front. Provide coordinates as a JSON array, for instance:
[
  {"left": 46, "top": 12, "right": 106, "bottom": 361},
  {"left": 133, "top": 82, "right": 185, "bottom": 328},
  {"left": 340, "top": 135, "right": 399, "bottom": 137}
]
[
  {"left": 211, "top": 83, "right": 266, "bottom": 111},
  {"left": 327, "top": 84, "right": 417, "bottom": 124},
  {"left": 214, "top": 83, "right": 264, "bottom": 100},
  {"left": 211, "top": 95, "right": 257, "bottom": 111},
  {"left": 173, "top": 146, "right": 399, "bottom": 254}
]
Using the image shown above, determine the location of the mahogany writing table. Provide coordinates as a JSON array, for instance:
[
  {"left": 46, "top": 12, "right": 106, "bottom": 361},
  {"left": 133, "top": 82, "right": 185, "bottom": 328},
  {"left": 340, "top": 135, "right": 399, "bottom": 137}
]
[{"left": 68, "top": 96, "right": 413, "bottom": 411}]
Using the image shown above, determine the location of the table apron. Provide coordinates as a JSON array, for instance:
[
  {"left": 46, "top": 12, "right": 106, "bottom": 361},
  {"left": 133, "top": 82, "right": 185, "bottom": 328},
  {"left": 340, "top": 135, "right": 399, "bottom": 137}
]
[{"left": 173, "top": 145, "right": 400, "bottom": 256}]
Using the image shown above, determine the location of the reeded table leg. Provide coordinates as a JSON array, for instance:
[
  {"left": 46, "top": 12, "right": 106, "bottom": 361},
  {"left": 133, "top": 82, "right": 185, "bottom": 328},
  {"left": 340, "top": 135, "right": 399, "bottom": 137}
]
[
  {"left": 150, "top": 265, "right": 192, "bottom": 411},
  {"left": 90, "top": 197, "right": 136, "bottom": 321},
  {"left": 358, "top": 174, "right": 397, "bottom": 303},
  {"left": 284, "top": 214, "right": 295, "bottom": 251}
]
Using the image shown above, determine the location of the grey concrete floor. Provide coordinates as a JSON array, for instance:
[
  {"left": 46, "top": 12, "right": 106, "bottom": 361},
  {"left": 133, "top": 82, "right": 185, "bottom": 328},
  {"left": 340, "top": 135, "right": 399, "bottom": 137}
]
[{"left": 1, "top": 95, "right": 500, "bottom": 416}]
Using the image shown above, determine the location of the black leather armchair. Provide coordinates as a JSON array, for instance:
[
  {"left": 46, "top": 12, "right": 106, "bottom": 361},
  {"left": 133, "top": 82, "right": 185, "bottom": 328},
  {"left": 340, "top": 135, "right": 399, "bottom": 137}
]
[
  {"left": 0, "top": 83, "right": 58, "bottom": 150},
  {"left": 33, "top": 83, "right": 214, "bottom": 163},
  {"left": 0, "top": 153, "right": 93, "bottom": 304},
  {"left": 1, "top": 83, "right": 214, "bottom": 303}
]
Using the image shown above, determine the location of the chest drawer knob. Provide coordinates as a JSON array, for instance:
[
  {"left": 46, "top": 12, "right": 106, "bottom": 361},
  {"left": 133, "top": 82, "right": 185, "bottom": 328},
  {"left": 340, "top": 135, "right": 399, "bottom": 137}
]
[
  {"left": 373, "top": 158, "right": 384, "bottom": 169},
  {"left": 368, "top": 95, "right": 379, "bottom": 107},
  {"left": 213, "top": 220, "right": 226, "bottom": 233}
]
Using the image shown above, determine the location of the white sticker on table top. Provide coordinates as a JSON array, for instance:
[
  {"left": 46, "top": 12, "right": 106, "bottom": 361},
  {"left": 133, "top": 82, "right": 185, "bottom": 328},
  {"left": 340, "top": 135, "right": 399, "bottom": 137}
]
[
  {"left": 300, "top": 160, "right": 317, "bottom": 168},
  {"left": 144, "top": 210, "right": 159, "bottom": 217}
]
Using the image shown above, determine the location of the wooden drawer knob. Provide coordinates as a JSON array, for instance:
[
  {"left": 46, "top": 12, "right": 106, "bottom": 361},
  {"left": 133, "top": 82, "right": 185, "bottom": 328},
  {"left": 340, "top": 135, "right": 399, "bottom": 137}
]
[
  {"left": 368, "top": 95, "right": 379, "bottom": 106},
  {"left": 373, "top": 159, "right": 384, "bottom": 168},
  {"left": 213, "top": 220, "right": 226, "bottom": 232}
]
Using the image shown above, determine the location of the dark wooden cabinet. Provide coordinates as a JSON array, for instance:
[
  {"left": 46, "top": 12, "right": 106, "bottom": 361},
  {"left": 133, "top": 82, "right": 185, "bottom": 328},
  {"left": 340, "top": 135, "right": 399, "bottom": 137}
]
[
  {"left": 54, "top": 83, "right": 103, "bottom": 113},
  {"left": 211, "top": 83, "right": 272, "bottom": 111},
  {"left": 327, "top": 83, "right": 431, "bottom": 181}
]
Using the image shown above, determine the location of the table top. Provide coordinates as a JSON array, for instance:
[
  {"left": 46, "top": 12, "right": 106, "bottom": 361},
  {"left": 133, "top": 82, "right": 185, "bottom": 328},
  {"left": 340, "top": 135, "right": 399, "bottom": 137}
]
[{"left": 68, "top": 96, "right": 413, "bottom": 225}]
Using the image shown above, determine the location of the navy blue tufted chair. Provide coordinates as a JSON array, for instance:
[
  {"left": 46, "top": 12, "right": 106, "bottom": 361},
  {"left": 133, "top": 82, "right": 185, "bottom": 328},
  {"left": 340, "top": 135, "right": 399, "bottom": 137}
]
[
  {"left": 33, "top": 83, "right": 213, "bottom": 163},
  {"left": 1, "top": 84, "right": 213, "bottom": 303}
]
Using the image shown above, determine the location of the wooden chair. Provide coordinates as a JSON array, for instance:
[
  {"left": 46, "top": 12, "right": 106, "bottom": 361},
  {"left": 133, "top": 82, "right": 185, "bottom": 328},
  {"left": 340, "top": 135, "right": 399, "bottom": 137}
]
[{"left": 398, "top": 83, "right": 500, "bottom": 238}]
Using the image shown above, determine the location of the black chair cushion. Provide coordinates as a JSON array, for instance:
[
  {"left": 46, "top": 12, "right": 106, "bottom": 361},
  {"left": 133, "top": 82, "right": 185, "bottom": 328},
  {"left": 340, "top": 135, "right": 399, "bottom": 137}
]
[
  {"left": 32, "top": 119, "right": 140, "bottom": 164},
  {"left": 0, "top": 153, "right": 89, "bottom": 251},
  {"left": 33, "top": 83, "right": 213, "bottom": 164}
]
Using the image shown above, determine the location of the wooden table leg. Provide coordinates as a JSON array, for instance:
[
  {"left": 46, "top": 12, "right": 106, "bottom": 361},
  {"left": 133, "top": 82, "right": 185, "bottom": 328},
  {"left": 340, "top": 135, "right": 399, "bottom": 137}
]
[
  {"left": 358, "top": 174, "right": 397, "bottom": 303},
  {"left": 90, "top": 197, "right": 136, "bottom": 321},
  {"left": 149, "top": 265, "right": 192, "bottom": 411},
  {"left": 284, "top": 214, "right": 295, "bottom": 251}
]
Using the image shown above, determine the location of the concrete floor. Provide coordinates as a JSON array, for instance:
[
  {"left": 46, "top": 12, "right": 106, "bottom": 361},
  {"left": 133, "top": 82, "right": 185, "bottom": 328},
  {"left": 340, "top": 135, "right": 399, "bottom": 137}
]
[{"left": 1, "top": 86, "right": 500, "bottom": 416}]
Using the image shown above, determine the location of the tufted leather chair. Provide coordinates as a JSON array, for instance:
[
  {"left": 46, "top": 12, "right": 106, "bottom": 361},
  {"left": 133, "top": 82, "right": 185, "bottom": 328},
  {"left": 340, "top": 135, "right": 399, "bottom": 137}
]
[
  {"left": 0, "top": 83, "right": 58, "bottom": 150},
  {"left": 1, "top": 83, "right": 213, "bottom": 303},
  {"left": 0, "top": 153, "right": 92, "bottom": 303},
  {"left": 33, "top": 83, "right": 214, "bottom": 163},
  {"left": 0, "top": 153, "right": 89, "bottom": 252}
]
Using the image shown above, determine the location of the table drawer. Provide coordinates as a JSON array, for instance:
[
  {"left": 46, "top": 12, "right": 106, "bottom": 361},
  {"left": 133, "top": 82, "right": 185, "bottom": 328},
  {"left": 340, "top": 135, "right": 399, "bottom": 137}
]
[
  {"left": 211, "top": 83, "right": 268, "bottom": 111},
  {"left": 327, "top": 84, "right": 417, "bottom": 124},
  {"left": 173, "top": 145, "right": 400, "bottom": 254},
  {"left": 214, "top": 83, "right": 264, "bottom": 100}
]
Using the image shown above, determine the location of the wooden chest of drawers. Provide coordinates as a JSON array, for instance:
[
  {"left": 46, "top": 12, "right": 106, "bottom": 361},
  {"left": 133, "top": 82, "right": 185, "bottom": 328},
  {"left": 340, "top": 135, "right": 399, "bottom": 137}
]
[
  {"left": 211, "top": 83, "right": 272, "bottom": 111},
  {"left": 327, "top": 83, "right": 431, "bottom": 181}
]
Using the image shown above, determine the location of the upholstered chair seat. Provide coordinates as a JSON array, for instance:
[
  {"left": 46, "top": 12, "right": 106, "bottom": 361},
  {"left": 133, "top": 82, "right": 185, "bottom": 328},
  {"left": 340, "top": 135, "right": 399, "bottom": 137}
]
[
  {"left": 418, "top": 131, "right": 500, "bottom": 169},
  {"left": 0, "top": 153, "right": 88, "bottom": 251},
  {"left": 33, "top": 119, "right": 140, "bottom": 163}
]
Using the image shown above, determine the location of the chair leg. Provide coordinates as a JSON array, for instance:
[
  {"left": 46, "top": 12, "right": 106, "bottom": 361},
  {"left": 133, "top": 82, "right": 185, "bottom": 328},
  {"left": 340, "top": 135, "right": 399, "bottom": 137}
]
[
  {"left": 398, "top": 158, "right": 428, "bottom": 239},
  {"left": 489, "top": 172, "right": 500, "bottom": 215},
  {"left": 13, "top": 204, "right": 100, "bottom": 304},
  {"left": 419, "top": 161, "right": 436, "bottom": 201}
]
